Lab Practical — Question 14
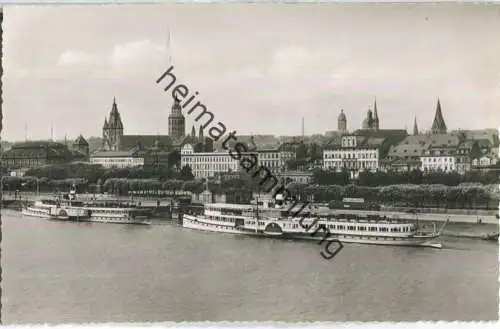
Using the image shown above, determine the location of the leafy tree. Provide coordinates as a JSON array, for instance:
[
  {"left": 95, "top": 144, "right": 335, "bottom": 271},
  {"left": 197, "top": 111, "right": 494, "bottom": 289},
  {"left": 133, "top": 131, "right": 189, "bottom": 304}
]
[
  {"left": 168, "top": 150, "right": 181, "bottom": 168},
  {"left": 179, "top": 165, "right": 194, "bottom": 181}
]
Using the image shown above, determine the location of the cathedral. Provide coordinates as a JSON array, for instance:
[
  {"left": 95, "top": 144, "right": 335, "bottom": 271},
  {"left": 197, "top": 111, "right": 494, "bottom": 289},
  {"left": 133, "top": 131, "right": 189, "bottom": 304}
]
[
  {"left": 102, "top": 97, "right": 124, "bottom": 151},
  {"left": 100, "top": 96, "right": 211, "bottom": 154}
]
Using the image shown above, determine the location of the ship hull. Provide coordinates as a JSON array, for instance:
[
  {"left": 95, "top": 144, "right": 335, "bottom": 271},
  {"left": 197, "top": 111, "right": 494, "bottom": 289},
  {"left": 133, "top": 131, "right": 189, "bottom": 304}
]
[{"left": 21, "top": 208, "right": 53, "bottom": 219}]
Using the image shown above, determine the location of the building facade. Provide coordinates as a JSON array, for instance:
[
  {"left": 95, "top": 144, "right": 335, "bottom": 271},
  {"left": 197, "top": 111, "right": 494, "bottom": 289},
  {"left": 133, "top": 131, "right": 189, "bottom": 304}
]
[
  {"left": 1, "top": 141, "right": 84, "bottom": 169},
  {"left": 282, "top": 171, "right": 314, "bottom": 184},
  {"left": 257, "top": 146, "right": 296, "bottom": 175},
  {"left": 180, "top": 143, "right": 259, "bottom": 179},
  {"left": 90, "top": 150, "right": 144, "bottom": 168},
  {"left": 323, "top": 135, "right": 383, "bottom": 179},
  {"left": 420, "top": 148, "right": 457, "bottom": 173}
]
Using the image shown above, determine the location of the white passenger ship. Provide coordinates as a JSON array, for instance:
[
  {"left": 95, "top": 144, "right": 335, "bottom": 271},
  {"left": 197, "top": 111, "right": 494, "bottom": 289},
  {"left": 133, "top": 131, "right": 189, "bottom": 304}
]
[
  {"left": 183, "top": 197, "right": 448, "bottom": 249},
  {"left": 22, "top": 202, "right": 58, "bottom": 219},
  {"left": 21, "top": 188, "right": 152, "bottom": 225}
]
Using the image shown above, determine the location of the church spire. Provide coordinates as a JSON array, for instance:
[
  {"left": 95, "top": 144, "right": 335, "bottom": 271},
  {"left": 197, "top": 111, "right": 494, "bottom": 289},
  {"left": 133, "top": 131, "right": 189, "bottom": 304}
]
[
  {"left": 108, "top": 97, "right": 123, "bottom": 129},
  {"left": 431, "top": 98, "right": 447, "bottom": 134},
  {"left": 413, "top": 117, "right": 419, "bottom": 135},
  {"left": 373, "top": 98, "right": 379, "bottom": 130},
  {"left": 199, "top": 125, "right": 204, "bottom": 139},
  {"left": 191, "top": 126, "right": 196, "bottom": 138},
  {"left": 111, "top": 96, "right": 118, "bottom": 113}
]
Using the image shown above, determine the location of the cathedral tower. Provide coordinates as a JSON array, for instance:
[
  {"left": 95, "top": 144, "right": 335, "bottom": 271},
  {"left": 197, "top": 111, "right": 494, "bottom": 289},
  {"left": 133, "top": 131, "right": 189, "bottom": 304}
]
[
  {"left": 431, "top": 98, "right": 447, "bottom": 134},
  {"left": 168, "top": 96, "right": 185, "bottom": 140},
  {"left": 102, "top": 97, "right": 124, "bottom": 151}
]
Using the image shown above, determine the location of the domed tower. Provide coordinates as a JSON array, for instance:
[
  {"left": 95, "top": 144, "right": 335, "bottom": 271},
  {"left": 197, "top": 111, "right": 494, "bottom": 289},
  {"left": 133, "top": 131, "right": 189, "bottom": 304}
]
[
  {"left": 337, "top": 109, "right": 347, "bottom": 133},
  {"left": 168, "top": 95, "right": 186, "bottom": 140}
]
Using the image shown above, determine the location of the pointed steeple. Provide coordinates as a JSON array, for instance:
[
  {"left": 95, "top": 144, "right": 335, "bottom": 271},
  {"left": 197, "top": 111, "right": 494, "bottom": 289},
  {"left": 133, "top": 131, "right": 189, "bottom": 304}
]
[
  {"left": 431, "top": 98, "right": 447, "bottom": 134},
  {"left": 103, "top": 117, "right": 109, "bottom": 129},
  {"left": 108, "top": 97, "right": 123, "bottom": 129},
  {"left": 191, "top": 126, "right": 196, "bottom": 138},
  {"left": 198, "top": 125, "right": 204, "bottom": 139},
  {"left": 373, "top": 98, "right": 379, "bottom": 130},
  {"left": 111, "top": 96, "right": 118, "bottom": 114},
  {"left": 413, "top": 117, "right": 419, "bottom": 135}
]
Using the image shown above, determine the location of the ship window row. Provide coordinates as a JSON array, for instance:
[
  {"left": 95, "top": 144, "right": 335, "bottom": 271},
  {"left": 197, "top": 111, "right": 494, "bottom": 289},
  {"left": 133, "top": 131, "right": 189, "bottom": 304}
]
[
  {"left": 325, "top": 224, "right": 412, "bottom": 232},
  {"left": 207, "top": 215, "right": 235, "bottom": 223}
]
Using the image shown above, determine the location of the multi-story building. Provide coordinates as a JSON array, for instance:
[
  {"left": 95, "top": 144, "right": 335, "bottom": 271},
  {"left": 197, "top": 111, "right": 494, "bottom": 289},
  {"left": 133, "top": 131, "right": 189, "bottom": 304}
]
[
  {"left": 90, "top": 150, "right": 144, "bottom": 168},
  {"left": 1, "top": 141, "right": 85, "bottom": 170},
  {"left": 257, "top": 146, "right": 296, "bottom": 175},
  {"left": 455, "top": 141, "right": 473, "bottom": 174},
  {"left": 180, "top": 143, "right": 259, "bottom": 179},
  {"left": 420, "top": 149, "right": 457, "bottom": 172},
  {"left": 323, "top": 135, "right": 385, "bottom": 179},
  {"left": 282, "top": 171, "right": 314, "bottom": 184}
]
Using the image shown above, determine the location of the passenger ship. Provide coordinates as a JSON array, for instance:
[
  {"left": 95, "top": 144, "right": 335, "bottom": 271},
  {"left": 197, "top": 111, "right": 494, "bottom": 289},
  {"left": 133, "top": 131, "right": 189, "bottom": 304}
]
[
  {"left": 21, "top": 188, "right": 152, "bottom": 225},
  {"left": 182, "top": 197, "right": 448, "bottom": 248}
]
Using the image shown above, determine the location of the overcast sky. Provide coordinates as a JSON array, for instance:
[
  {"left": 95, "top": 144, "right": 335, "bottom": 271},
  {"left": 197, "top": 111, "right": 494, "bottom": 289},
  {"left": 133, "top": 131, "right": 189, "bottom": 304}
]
[{"left": 3, "top": 3, "right": 500, "bottom": 141}]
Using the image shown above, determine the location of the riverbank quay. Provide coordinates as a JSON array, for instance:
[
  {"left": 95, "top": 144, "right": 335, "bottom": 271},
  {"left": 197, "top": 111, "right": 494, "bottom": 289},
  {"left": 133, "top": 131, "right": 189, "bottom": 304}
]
[
  {"left": 1, "top": 192, "right": 176, "bottom": 206},
  {"left": 315, "top": 207, "right": 498, "bottom": 225},
  {"left": 440, "top": 222, "right": 498, "bottom": 240}
]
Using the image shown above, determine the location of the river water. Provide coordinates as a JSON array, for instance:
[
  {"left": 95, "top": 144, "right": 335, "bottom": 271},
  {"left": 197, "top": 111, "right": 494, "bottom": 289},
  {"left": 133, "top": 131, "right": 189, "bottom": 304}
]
[{"left": 1, "top": 210, "right": 498, "bottom": 323}]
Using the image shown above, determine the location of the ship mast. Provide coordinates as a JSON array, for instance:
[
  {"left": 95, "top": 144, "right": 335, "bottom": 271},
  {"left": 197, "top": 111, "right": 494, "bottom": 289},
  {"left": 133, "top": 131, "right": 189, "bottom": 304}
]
[{"left": 255, "top": 194, "right": 259, "bottom": 233}]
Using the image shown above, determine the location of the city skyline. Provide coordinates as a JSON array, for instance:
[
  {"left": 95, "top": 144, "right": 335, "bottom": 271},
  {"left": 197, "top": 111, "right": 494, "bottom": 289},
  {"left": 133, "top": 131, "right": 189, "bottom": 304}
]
[{"left": 3, "top": 3, "right": 500, "bottom": 141}]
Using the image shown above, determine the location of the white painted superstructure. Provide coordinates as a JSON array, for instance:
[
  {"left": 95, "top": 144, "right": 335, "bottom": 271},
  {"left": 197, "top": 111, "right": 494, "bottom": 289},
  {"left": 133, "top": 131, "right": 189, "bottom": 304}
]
[{"left": 183, "top": 201, "right": 447, "bottom": 249}]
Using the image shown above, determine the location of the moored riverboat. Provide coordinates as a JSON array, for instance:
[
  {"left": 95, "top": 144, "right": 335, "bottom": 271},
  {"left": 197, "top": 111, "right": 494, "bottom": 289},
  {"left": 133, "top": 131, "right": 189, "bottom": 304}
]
[
  {"left": 20, "top": 187, "right": 152, "bottom": 225},
  {"left": 182, "top": 198, "right": 448, "bottom": 249}
]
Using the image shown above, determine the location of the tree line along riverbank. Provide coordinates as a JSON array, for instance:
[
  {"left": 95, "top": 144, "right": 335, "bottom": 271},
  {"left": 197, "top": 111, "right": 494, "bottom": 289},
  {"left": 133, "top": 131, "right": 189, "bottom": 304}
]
[{"left": 1, "top": 162, "right": 498, "bottom": 213}]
